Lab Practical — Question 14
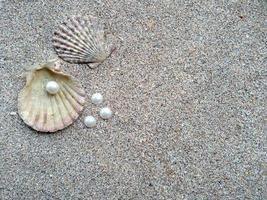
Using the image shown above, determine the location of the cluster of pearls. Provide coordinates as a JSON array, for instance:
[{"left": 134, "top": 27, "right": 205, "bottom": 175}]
[{"left": 84, "top": 93, "right": 113, "bottom": 128}]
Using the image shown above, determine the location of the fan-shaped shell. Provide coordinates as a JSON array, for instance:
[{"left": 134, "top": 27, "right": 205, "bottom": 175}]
[
  {"left": 53, "top": 15, "right": 114, "bottom": 65},
  {"left": 18, "top": 59, "right": 86, "bottom": 132}
]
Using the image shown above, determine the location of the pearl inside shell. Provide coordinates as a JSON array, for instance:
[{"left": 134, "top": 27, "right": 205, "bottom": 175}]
[
  {"left": 84, "top": 116, "right": 97, "bottom": 128},
  {"left": 91, "top": 93, "right": 103, "bottom": 105},
  {"left": 100, "top": 107, "right": 112, "bottom": 119},
  {"left": 46, "top": 81, "right": 60, "bottom": 94}
]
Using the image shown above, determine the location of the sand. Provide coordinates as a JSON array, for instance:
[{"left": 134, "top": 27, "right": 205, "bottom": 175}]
[{"left": 1, "top": 0, "right": 266, "bottom": 199}]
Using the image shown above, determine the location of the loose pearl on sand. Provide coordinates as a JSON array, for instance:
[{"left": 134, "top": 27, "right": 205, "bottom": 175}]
[
  {"left": 84, "top": 116, "right": 96, "bottom": 128},
  {"left": 100, "top": 107, "right": 112, "bottom": 119},
  {"left": 91, "top": 93, "right": 103, "bottom": 105},
  {"left": 46, "top": 81, "right": 60, "bottom": 94}
]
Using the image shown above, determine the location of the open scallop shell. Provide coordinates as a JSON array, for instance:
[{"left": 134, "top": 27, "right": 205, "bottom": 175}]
[
  {"left": 18, "top": 59, "right": 86, "bottom": 132},
  {"left": 53, "top": 15, "right": 115, "bottom": 67}
]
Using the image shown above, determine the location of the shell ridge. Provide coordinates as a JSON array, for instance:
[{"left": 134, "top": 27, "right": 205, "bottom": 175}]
[
  {"left": 56, "top": 91, "right": 73, "bottom": 126},
  {"left": 58, "top": 90, "right": 79, "bottom": 121},
  {"left": 53, "top": 37, "right": 89, "bottom": 55},
  {"left": 55, "top": 54, "right": 85, "bottom": 63},
  {"left": 25, "top": 99, "right": 34, "bottom": 126},
  {"left": 53, "top": 94, "right": 65, "bottom": 130},
  {"left": 42, "top": 98, "right": 48, "bottom": 132},
  {"left": 20, "top": 87, "right": 31, "bottom": 113},
  {"left": 37, "top": 97, "right": 44, "bottom": 131},
  {"left": 53, "top": 47, "right": 86, "bottom": 57},
  {"left": 29, "top": 92, "right": 39, "bottom": 127},
  {"left": 60, "top": 84, "right": 83, "bottom": 111},
  {"left": 68, "top": 18, "right": 93, "bottom": 50},
  {"left": 53, "top": 37, "right": 90, "bottom": 56},
  {"left": 54, "top": 44, "right": 87, "bottom": 59},
  {"left": 54, "top": 32, "right": 89, "bottom": 54},
  {"left": 53, "top": 50, "right": 88, "bottom": 59},
  {"left": 83, "top": 25, "right": 101, "bottom": 54},
  {"left": 32, "top": 99, "right": 41, "bottom": 131},
  {"left": 55, "top": 26, "right": 92, "bottom": 52},
  {"left": 80, "top": 20, "right": 101, "bottom": 54},
  {"left": 61, "top": 83, "right": 84, "bottom": 107},
  {"left": 77, "top": 26, "right": 99, "bottom": 57},
  {"left": 54, "top": 31, "right": 91, "bottom": 54},
  {"left": 62, "top": 82, "right": 85, "bottom": 105},
  {"left": 49, "top": 96, "right": 56, "bottom": 132},
  {"left": 68, "top": 82, "right": 86, "bottom": 96},
  {"left": 55, "top": 52, "right": 90, "bottom": 61},
  {"left": 72, "top": 17, "right": 97, "bottom": 50},
  {"left": 58, "top": 91, "right": 76, "bottom": 117},
  {"left": 20, "top": 100, "right": 32, "bottom": 126},
  {"left": 39, "top": 97, "right": 48, "bottom": 132},
  {"left": 59, "top": 24, "right": 82, "bottom": 42}
]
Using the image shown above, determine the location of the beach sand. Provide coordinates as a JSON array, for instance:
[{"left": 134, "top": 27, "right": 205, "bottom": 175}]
[{"left": 1, "top": 0, "right": 266, "bottom": 199}]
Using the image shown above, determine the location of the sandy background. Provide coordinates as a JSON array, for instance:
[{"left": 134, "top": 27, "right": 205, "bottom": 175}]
[{"left": 1, "top": 0, "right": 266, "bottom": 199}]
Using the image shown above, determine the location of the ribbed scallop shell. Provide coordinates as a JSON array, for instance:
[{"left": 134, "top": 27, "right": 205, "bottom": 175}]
[
  {"left": 18, "top": 60, "right": 86, "bottom": 132},
  {"left": 53, "top": 16, "right": 114, "bottom": 65}
]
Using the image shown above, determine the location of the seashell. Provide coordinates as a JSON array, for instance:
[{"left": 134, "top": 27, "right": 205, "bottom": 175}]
[
  {"left": 53, "top": 15, "right": 115, "bottom": 66},
  {"left": 18, "top": 59, "right": 86, "bottom": 132}
]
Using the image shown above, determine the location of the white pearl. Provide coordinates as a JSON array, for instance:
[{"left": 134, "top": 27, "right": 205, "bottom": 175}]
[
  {"left": 46, "top": 81, "right": 60, "bottom": 94},
  {"left": 100, "top": 107, "right": 112, "bottom": 119},
  {"left": 84, "top": 116, "right": 96, "bottom": 128},
  {"left": 91, "top": 93, "right": 103, "bottom": 105}
]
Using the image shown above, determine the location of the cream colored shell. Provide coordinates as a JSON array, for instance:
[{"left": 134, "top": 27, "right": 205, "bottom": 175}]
[{"left": 18, "top": 60, "right": 86, "bottom": 132}]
